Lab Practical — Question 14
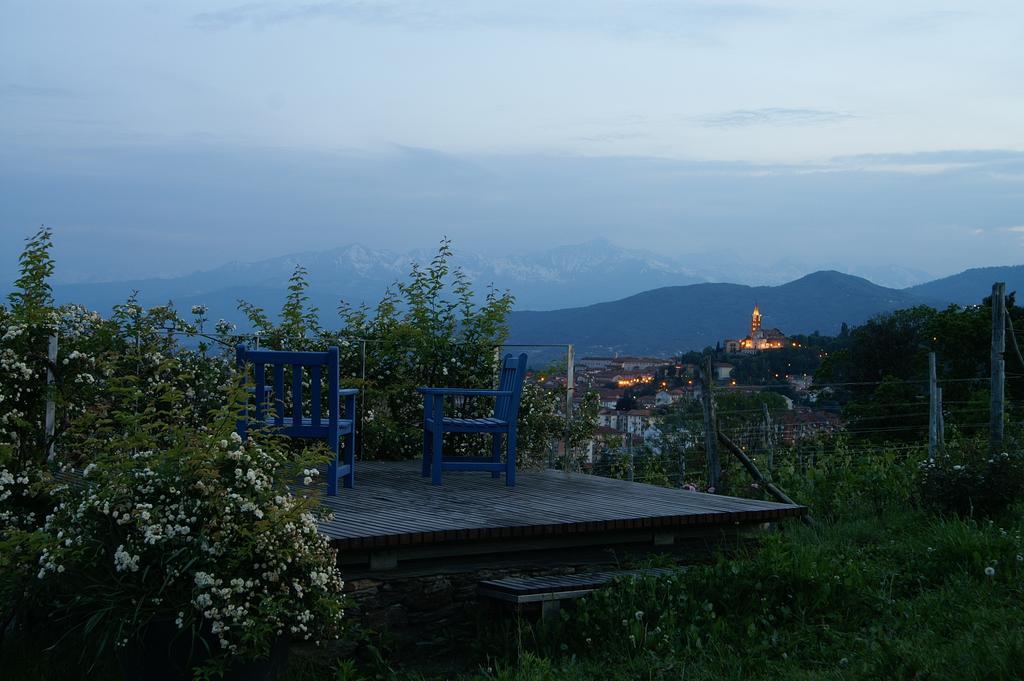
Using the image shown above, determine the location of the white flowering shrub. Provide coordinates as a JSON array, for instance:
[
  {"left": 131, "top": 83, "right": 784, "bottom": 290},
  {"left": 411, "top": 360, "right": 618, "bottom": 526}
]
[
  {"left": 36, "top": 406, "right": 345, "bottom": 671},
  {"left": 1, "top": 229, "right": 74, "bottom": 622},
  {"left": 1, "top": 229, "right": 344, "bottom": 676},
  {"left": 61, "top": 296, "right": 233, "bottom": 464}
]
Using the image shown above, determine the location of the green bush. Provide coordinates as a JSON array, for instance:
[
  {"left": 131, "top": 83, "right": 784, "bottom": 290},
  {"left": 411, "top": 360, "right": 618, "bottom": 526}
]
[
  {"left": 918, "top": 450, "right": 1024, "bottom": 517},
  {"left": 772, "top": 437, "right": 919, "bottom": 521},
  {"left": 1, "top": 229, "right": 351, "bottom": 678}
]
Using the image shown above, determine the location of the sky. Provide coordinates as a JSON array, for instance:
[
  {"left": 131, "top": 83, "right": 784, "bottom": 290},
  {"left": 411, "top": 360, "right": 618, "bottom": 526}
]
[{"left": 2, "top": 1, "right": 1023, "bottom": 285}]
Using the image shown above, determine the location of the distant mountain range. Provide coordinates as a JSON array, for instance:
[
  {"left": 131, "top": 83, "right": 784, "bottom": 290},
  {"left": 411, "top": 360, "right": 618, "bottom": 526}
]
[
  {"left": 52, "top": 239, "right": 711, "bottom": 317},
  {"left": 906, "top": 266, "right": 1024, "bottom": 305},
  {"left": 42, "top": 241, "right": 1024, "bottom": 355}
]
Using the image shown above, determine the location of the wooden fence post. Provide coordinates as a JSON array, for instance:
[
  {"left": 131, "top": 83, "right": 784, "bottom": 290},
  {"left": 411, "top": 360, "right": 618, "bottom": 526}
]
[
  {"left": 991, "top": 282, "right": 1006, "bottom": 455},
  {"left": 45, "top": 333, "right": 58, "bottom": 462},
  {"left": 937, "top": 387, "right": 945, "bottom": 455},
  {"left": 761, "top": 402, "right": 774, "bottom": 478},
  {"left": 700, "top": 356, "right": 720, "bottom": 491},
  {"left": 565, "top": 344, "right": 575, "bottom": 466},
  {"left": 358, "top": 339, "right": 368, "bottom": 459},
  {"left": 627, "top": 434, "right": 635, "bottom": 482},
  {"left": 928, "top": 352, "right": 938, "bottom": 461}
]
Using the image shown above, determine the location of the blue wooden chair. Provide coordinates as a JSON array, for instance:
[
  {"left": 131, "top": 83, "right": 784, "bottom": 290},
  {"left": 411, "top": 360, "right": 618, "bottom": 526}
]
[
  {"left": 418, "top": 353, "right": 528, "bottom": 487},
  {"left": 235, "top": 345, "right": 357, "bottom": 495}
]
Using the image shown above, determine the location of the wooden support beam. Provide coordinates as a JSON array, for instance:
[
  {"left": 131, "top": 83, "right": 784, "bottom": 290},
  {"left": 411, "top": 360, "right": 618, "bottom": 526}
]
[
  {"left": 716, "top": 430, "right": 810, "bottom": 525},
  {"left": 761, "top": 402, "right": 774, "bottom": 478},
  {"left": 991, "top": 282, "right": 1006, "bottom": 455},
  {"left": 928, "top": 352, "right": 938, "bottom": 461},
  {"left": 937, "top": 387, "right": 945, "bottom": 455},
  {"left": 45, "top": 333, "right": 58, "bottom": 462},
  {"left": 700, "top": 356, "right": 720, "bottom": 491}
]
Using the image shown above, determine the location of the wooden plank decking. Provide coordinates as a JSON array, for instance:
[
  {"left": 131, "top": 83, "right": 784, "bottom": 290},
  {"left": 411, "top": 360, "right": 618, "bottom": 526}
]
[{"left": 318, "top": 461, "right": 806, "bottom": 552}]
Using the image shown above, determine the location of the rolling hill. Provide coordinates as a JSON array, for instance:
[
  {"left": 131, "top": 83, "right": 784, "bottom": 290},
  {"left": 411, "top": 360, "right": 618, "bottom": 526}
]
[
  {"left": 906, "top": 265, "right": 1024, "bottom": 306},
  {"left": 506, "top": 271, "right": 948, "bottom": 356}
]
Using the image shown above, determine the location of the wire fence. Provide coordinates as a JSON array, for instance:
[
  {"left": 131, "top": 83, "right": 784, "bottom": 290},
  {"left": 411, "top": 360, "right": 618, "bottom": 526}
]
[
  {"left": 53, "top": 326, "right": 1020, "bottom": 497},
  {"left": 576, "top": 370, "right": 1024, "bottom": 496}
]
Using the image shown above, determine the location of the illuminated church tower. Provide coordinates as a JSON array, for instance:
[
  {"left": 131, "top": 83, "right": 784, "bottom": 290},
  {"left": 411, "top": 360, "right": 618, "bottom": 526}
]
[{"left": 726, "top": 303, "right": 788, "bottom": 353}]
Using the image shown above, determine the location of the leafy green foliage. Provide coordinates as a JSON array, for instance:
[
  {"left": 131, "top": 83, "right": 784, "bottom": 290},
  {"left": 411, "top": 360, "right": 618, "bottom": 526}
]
[
  {"left": 772, "top": 437, "right": 919, "bottom": 521},
  {"left": 8, "top": 226, "right": 55, "bottom": 324},
  {"left": 919, "top": 450, "right": 1024, "bottom": 517},
  {"left": 235, "top": 239, "right": 563, "bottom": 462},
  {"left": 1, "top": 230, "right": 344, "bottom": 678},
  {"left": 817, "top": 299, "right": 1023, "bottom": 443},
  {"left": 517, "top": 384, "right": 598, "bottom": 471}
]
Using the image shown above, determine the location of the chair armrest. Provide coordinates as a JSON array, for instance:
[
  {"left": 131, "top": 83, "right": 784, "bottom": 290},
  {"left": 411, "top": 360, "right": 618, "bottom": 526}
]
[
  {"left": 416, "top": 388, "right": 512, "bottom": 397},
  {"left": 338, "top": 388, "right": 360, "bottom": 396}
]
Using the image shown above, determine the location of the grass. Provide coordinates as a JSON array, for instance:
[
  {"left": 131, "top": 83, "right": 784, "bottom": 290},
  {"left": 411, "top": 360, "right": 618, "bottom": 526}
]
[
  {"left": 272, "top": 505, "right": 1024, "bottom": 681},
  {"left": 455, "top": 508, "right": 1024, "bottom": 681},
  {"left": 7, "top": 452, "right": 1024, "bottom": 681}
]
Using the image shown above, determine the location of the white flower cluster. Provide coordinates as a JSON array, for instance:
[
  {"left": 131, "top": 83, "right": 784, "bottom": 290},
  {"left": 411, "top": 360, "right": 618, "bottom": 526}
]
[
  {"left": 56, "top": 304, "right": 103, "bottom": 340},
  {"left": 114, "top": 544, "right": 140, "bottom": 572},
  {"left": 37, "top": 432, "right": 346, "bottom": 657},
  {"left": 0, "top": 463, "right": 44, "bottom": 530}
]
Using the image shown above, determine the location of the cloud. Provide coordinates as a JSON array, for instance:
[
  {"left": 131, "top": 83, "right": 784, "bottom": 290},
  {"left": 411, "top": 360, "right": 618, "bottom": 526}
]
[
  {"left": 5, "top": 141, "right": 1022, "bottom": 285},
  {"left": 0, "top": 83, "right": 78, "bottom": 99},
  {"left": 573, "top": 131, "right": 651, "bottom": 143},
  {"left": 889, "top": 9, "right": 979, "bottom": 32},
  {"left": 835, "top": 149, "right": 1024, "bottom": 166},
  {"left": 698, "top": 107, "right": 858, "bottom": 128},
  {"left": 191, "top": 0, "right": 790, "bottom": 38},
  {"left": 830, "top": 149, "right": 1024, "bottom": 175},
  {"left": 191, "top": 1, "right": 446, "bottom": 31}
]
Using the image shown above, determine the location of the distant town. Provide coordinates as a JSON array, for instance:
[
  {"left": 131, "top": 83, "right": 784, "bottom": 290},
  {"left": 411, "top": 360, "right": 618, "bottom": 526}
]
[{"left": 528, "top": 303, "right": 842, "bottom": 466}]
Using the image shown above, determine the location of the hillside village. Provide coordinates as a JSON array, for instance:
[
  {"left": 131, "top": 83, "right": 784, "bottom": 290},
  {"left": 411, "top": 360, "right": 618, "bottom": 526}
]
[{"left": 530, "top": 304, "right": 844, "bottom": 469}]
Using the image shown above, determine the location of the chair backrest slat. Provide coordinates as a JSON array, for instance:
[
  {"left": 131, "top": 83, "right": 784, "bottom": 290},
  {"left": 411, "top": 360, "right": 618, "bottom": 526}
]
[
  {"left": 494, "top": 353, "right": 528, "bottom": 423},
  {"left": 236, "top": 344, "right": 346, "bottom": 439},
  {"left": 310, "top": 364, "right": 322, "bottom": 427},
  {"left": 254, "top": 362, "right": 267, "bottom": 423},
  {"left": 273, "top": 364, "right": 285, "bottom": 425},
  {"left": 292, "top": 364, "right": 303, "bottom": 422},
  {"left": 328, "top": 346, "right": 339, "bottom": 421}
]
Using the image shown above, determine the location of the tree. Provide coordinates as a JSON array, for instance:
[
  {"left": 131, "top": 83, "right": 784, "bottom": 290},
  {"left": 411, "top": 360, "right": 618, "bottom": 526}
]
[{"left": 616, "top": 392, "right": 638, "bottom": 411}]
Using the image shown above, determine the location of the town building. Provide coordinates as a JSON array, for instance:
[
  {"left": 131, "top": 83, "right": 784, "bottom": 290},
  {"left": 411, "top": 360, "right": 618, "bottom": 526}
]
[
  {"left": 725, "top": 304, "right": 791, "bottom": 353},
  {"left": 713, "top": 362, "right": 735, "bottom": 381}
]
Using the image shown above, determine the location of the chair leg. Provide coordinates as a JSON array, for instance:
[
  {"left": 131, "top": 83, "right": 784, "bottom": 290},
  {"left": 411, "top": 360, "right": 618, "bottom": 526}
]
[
  {"left": 490, "top": 433, "right": 502, "bottom": 478},
  {"left": 431, "top": 396, "right": 444, "bottom": 485},
  {"left": 343, "top": 429, "right": 355, "bottom": 490},
  {"left": 506, "top": 429, "right": 516, "bottom": 487},
  {"left": 327, "top": 429, "right": 340, "bottom": 496},
  {"left": 431, "top": 428, "right": 443, "bottom": 486},
  {"left": 422, "top": 428, "right": 431, "bottom": 477}
]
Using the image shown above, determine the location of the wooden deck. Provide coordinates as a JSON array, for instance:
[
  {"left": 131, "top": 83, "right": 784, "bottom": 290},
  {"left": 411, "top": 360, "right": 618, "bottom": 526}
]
[{"left": 318, "top": 461, "right": 805, "bottom": 567}]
